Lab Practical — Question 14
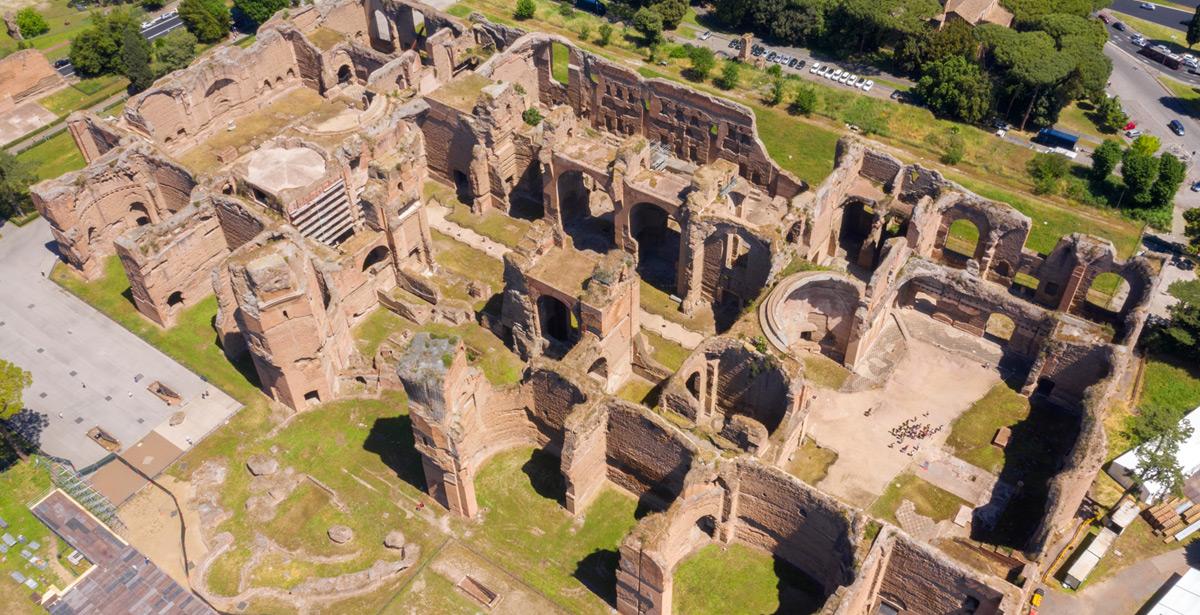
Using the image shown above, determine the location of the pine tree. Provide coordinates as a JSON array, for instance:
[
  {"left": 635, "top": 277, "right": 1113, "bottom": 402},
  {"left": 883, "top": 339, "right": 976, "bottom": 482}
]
[{"left": 122, "top": 26, "right": 154, "bottom": 92}]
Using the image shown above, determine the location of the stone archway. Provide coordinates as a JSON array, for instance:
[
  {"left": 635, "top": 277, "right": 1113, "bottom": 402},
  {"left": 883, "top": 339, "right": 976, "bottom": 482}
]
[
  {"left": 630, "top": 202, "right": 680, "bottom": 295},
  {"left": 558, "top": 170, "right": 615, "bottom": 253}
]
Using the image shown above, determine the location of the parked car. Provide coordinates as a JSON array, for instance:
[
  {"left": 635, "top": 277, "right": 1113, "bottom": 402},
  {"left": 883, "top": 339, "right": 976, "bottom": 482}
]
[
  {"left": 1125, "top": 128, "right": 1143, "bottom": 138},
  {"left": 830, "top": 69, "right": 844, "bottom": 80},
  {"left": 795, "top": 59, "right": 806, "bottom": 70},
  {"left": 53, "top": 58, "right": 70, "bottom": 68},
  {"left": 698, "top": 30, "right": 712, "bottom": 41},
  {"left": 810, "top": 62, "right": 822, "bottom": 74},
  {"left": 1114, "top": 21, "right": 1127, "bottom": 31},
  {"left": 1140, "top": 2, "right": 1155, "bottom": 9},
  {"left": 1191, "top": 180, "right": 1200, "bottom": 192},
  {"left": 1154, "top": 44, "right": 1171, "bottom": 54},
  {"left": 841, "top": 73, "right": 855, "bottom": 84},
  {"left": 1169, "top": 119, "right": 1186, "bottom": 136},
  {"left": 788, "top": 58, "right": 799, "bottom": 68},
  {"left": 1098, "top": 13, "right": 1110, "bottom": 23},
  {"left": 861, "top": 79, "right": 874, "bottom": 92}
]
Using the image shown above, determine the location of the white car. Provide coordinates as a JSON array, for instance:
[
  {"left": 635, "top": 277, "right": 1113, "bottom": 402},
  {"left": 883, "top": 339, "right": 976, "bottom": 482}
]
[
  {"left": 861, "top": 80, "right": 874, "bottom": 92},
  {"left": 830, "top": 69, "right": 843, "bottom": 80},
  {"left": 698, "top": 30, "right": 712, "bottom": 40},
  {"left": 810, "top": 62, "right": 822, "bottom": 74},
  {"left": 842, "top": 73, "right": 856, "bottom": 85}
]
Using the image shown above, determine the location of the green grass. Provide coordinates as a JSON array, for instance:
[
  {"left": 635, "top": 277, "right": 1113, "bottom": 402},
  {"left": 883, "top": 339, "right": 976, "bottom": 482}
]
[
  {"left": 639, "top": 280, "right": 715, "bottom": 333},
  {"left": 1168, "top": 279, "right": 1200, "bottom": 304},
  {"left": 1055, "top": 102, "right": 1110, "bottom": 146},
  {"left": 947, "top": 173, "right": 1144, "bottom": 258},
  {"left": 38, "top": 75, "right": 128, "bottom": 116},
  {"left": 429, "top": 230, "right": 505, "bottom": 310},
  {"left": 353, "top": 308, "right": 523, "bottom": 386},
  {"left": 751, "top": 103, "right": 841, "bottom": 186},
  {"left": 1158, "top": 75, "right": 1200, "bottom": 118},
  {"left": 945, "top": 217, "right": 980, "bottom": 257},
  {"left": 869, "top": 473, "right": 970, "bottom": 525},
  {"left": 674, "top": 544, "right": 796, "bottom": 615},
  {"left": 617, "top": 378, "right": 655, "bottom": 405},
  {"left": 787, "top": 438, "right": 838, "bottom": 486},
  {"left": 551, "top": 41, "right": 570, "bottom": 85},
  {"left": 17, "top": 130, "right": 86, "bottom": 182},
  {"left": 1140, "top": 355, "right": 1200, "bottom": 419},
  {"left": 946, "top": 384, "right": 1031, "bottom": 474},
  {"left": 802, "top": 354, "right": 850, "bottom": 390},
  {"left": 0, "top": 458, "right": 82, "bottom": 603},
  {"left": 473, "top": 447, "right": 638, "bottom": 614},
  {"left": 643, "top": 330, "right": 689, "bottom": 371},
  {"left": 439, "top": 196, "right": 531, "bottom": 249}
]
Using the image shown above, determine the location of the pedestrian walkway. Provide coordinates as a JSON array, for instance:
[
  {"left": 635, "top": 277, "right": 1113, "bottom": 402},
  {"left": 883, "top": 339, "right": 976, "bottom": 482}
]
[
  {"left": 426, "top": 204, "right": 511, "bottom": 259},
  {"left": 639, "top": 310, "right": 704, "bottom": 349}
]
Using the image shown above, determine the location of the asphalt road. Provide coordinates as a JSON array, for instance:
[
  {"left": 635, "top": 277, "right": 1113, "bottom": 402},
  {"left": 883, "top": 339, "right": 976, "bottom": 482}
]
[
  {"left": 1111, "top": 0, "right": 1193, "bottom": 31},
  {"left": 0, "top": 218, "right": 240, "bottom": 469}
]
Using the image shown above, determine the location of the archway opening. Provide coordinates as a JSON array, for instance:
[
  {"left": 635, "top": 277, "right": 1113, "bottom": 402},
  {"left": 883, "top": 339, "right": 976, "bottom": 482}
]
[
  {"left": 337, "top": 64, "right": 353, "bottom": 85},
  {"left": 558, "top": 170, "right": 615, "bottom": 253},
  {"left": 587, "top": 357, "right": 608, "bottom": 385},
  {"left": 695, "top": 514, "right": 716, "bottom": 538},
  {"left": 362, "top": 245, "right": 391, "bottom": 272},
  {"left": 166, "top": 291, "right": 184, "bottom": 311},
  {"left": 1085, "top": 271, "right": 1131, "bottom": 314},
  {"left": 836, "top": 199, "right": 873, "bottom": 258},
  {"left": 452, "top": 169, "right": 473, "bottom": 206},
  {"left": 630, "top": 202, "right": 680, "bottom": 295},
  {"left": 685, "top": 371, "right": 701, "bottom": 400},
  {"left": 130, "top": 202, "right": 151, "bottom": 227},
  {"left": 943, "top": 218, "right": 980, "bottom": 261},
  {"left": 304, "top": 390, "right": 321, "bottom": 405},
  {"left": 537, "top": 294, "right": 576, "bottom": 348}
]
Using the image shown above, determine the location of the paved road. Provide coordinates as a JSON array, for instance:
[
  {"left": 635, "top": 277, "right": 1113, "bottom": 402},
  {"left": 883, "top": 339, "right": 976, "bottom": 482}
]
[
  {"left": 0, "top": 218, "right": 240, "bottom": 469},
  {"left": 1112, "top": 0, "right": 1193, "bottom": 31},
  {"left": 1040, "top": 547, "right": 1191, "bottom": 614}
]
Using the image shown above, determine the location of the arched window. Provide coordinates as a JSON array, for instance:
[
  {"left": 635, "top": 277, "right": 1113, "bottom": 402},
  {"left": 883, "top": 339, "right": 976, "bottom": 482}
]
[
  {"left": 337, "top": 65, "right": 353, "bottom": 85},
  {"left": 362, "top": 245, "right": 391, "bottom": 272}
]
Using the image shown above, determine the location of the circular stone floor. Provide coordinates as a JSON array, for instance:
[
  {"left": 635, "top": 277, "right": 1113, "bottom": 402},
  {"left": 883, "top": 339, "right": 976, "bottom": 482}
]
[{"left": 244, "top": 146, "right": 326, "bottom": 193}]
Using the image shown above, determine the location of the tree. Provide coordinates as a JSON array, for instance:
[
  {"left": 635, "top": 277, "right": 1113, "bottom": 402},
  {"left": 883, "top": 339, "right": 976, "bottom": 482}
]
[
  {"left": 652, "top": 0, "right": 687, "bottom": 30},
  {"left": 685, "top": 45, "right": 715, "bottom": 82},
  {"left": 915, "top": 56, "right": 993, "bottom": 124},
  {"left": 522, "top": 107, "right": 542, "bottom": 126},
  {"left": 633, "top": 7, "right": 664, "bottom": 45},
  {"left": 766, "top": 76, "right": 785, "bottom": 106},
  {"left": 122, "top": 26, "right": 154, "bottom": 92},
  {"left": 1122, "top": 149, "right": 1160, "bottom": 207},
  {"left": 153, "top": 28, "right": 198, "bottom": 76},
  {"left": 1189, "top": 5, "right": 1200, "bottom": 49},
  {"left": 1091, "top": 139, "right": 1122, "bottom": 181},
  {"left": 1095, "top": 96, "right": 1127, "bottom": 133},
  {"left": 514, "top": 0, "right": 536, "bottom": 20},
  {"left": 895, "top": 18, "right": 974, "bottom": 75},
  {"left": 180, "top": 0, "right": 232, "bottom": 43},
  {"left": 15, "top": 8, "right": 49, "bottom": 39},
  {"left": 1184, "top": 208, "right": 1200, "bottom": 253},
  {"left": 716, "top": 60, "right": 740, "bottom": 90},
  {"left": 1131, "top": 134, "right": 1161, "bottom": 157},
  {"left": 789, "top": 85, "right": 817, "bottom": 115},
  {"left": 1121, "top": 401, "right": 1195, "bottom": 500},
  {"left": 233, "top": 0, "right": 289, "bottom": 28},
  {"left": 0, "top": 359, "right": 32, "bottom": 461},
  {"left": 597, "top": 23, "right": 613, "bottom": 46},
  {"left": 0, "top": 152, "right": 34, "bottom": 220},
  {"left": 1150, "top": 153, "right": 1187, "bottom": 209},
  {"left": 1026, "top": 152, "right": 1070, "bottom": 194},
  {"left": 68, "top": 9, "right": 142, "bottom": 77},
  {"left": 1152, "top": 296, "right": 1200, "bottom": 358},
  {"left": 940, "top": 130, "right": 965, "bottom": 165}
]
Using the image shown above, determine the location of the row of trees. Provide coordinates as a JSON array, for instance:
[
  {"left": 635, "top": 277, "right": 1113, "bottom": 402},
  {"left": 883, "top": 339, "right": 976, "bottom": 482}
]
[
  {"left": 69, "top": 9, "right": 198, "bottom": 91},
  {"left": 711, "top": 0, "right": 1113, "bottom": 130}
]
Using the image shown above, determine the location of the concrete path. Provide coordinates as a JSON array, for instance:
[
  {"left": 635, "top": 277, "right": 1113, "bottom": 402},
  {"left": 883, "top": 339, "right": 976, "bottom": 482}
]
[
  {"left": 0, "top": 218, "right": 240, "bottom": 469},
  {"left": 916, "top": 448, "right": 998, "bottom": 507},
  {"left": 639, "top": 310, "right": 704, "bottom": 349},
  {"left": 1041, "top": 547, "right": 1190, "bottom": 615}
]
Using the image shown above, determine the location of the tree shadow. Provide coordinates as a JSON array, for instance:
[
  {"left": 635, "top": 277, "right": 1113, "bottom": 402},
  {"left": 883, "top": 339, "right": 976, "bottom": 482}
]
[
  {"left": 521, "top": 447, "right": 566, "bottom": 505},
  {"left": 362, "top": 414, "right": 427, "bottom": 492},
  {"left": 573, "top": 548, "right": 620, "bottom": 607}
]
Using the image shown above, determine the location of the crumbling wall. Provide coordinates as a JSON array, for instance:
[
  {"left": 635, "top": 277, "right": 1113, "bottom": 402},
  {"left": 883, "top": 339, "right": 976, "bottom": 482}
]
[{"left": 604, "top": 401, "right": 698, "bottom": 509}]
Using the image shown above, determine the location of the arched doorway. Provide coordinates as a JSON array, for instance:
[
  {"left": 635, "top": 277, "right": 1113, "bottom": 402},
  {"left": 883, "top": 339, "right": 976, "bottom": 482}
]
[
  {"left": 130, "top": 202, "right": 151, "bottom": 226},
  {"left": 558, "top": 170, "right": 614, "bottom": 252},
  {"left": 1085, "top": 271, "right": 1131, "bottom": 314},
  {"left": 943, "top": 218, "right": 980, "bottom": 261},
  {"left": 337, "top": 65, "right": 353, "bottom": 85},
  {"left": 537, "top": 294, "right": 576, "bottom": 348},
  {"left": 630, "top": 202, "right": 680, "bottom": 295},
  {"left": 166, "top": 291, "right": 184, "bottom": 312},
  {"left": 362, "top": 245, "right": 391, "bottom": 272}
]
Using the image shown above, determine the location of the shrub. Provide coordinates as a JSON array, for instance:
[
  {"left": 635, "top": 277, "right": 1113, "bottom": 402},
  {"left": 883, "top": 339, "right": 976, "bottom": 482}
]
[
  {"left": 597, "top": 23, "right": 613, "bottom": 46},
  {"left": 715, "top": 60, "right": 740, "bottom": 90},
  {"left": 522, "top": 107, "right": 543, "bottom": 126},
  {"left": 940, "top": 131, "right": 965, "bottom": 165},
  {"left": 578, "top": 23, "right": 591, "bottom": 41},
  {"left": 514, "top": 0, "right": 536, "bottom": 20},
  {"left": 15, "top": 8, "right": 48, "bottom": 39},
  {"left": 789, "top": 85, "right": 817, "bottom": 116},
  {"left": 558, "top": 1, "right": 574, "bottom": 18}
]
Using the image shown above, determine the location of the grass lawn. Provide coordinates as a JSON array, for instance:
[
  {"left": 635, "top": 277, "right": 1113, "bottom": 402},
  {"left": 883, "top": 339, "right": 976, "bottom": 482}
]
[
  {"left": 353, "top": 308, "right": 523, "bottom": 386},
  {"left": 617, "top": 377, "right": 656, "bottom": 405},
  {"left": 1158, "top": 75, "right": 1200, "bottom": 117},
  {"left": 1168, "top": 279, "right": 1200, "bottom": 304},
  {"left": 946, "top": 384, "right": 1031, "bottom": 474},
  {"left": 802, "top": 354, "right": 850, "bottom": 390},
  {"left": 1113, "top": 12, "right": 1189, "bottom": 54},
  {"left": 1054, "top": 101, "right": 1111, "bottom": 146},
  {"left": 787, "top": 438, "right": 838, "bottom": 486},
  {"left": 0, "top": 458, "right": 84, "bottom": 609},
  {"left": 17, "top": 130, "right": 85, "bottom": 182},
  {"left": 473, "top": 447, "right": 638, "bottom": 613},
  {"left": 551, "top": 41, "right": 570, "bottom": 84},
  {"left": 869, "top": 473, "right": 970, "bottom": 525},
  {"left": 430, "top": 230, "right": 505, "bottom": 309},
  {"left": 639, "top": 280, "right": 715, "bottom": 333},
  {"left": 1140, "top": 355, "right": 1200, "bottom": 419},
  {"left": 38, "top": 75, "right": 129, "bottom": 117},
  {"left": 674, "top": 543, "right": 821, "bottom": 615},
  {"left": 643, "top": 330, "right": 689, "bottom": 371},
  {"left": 438, "top": 196, "right": 532, "bottom": 249}
]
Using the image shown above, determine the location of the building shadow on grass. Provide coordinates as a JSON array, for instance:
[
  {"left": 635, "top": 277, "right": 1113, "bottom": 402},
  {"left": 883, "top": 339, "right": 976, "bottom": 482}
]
[
  {"left": 573, "top": 548, "right": 620, "bottom": 607},
  {"left": 774, "top": 557, "right": 826, "bottom": 615},
  {"left": 521, "top": 448, "right": 567, "bottom": 506},
  {"left": 363, "top": 414, "right": 427, "bottom": 492}
]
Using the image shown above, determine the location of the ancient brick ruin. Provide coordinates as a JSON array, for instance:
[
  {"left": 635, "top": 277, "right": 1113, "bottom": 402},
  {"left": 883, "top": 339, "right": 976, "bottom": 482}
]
[{"left": 30, "top": 1, "right": 1162, "bottom": 613}]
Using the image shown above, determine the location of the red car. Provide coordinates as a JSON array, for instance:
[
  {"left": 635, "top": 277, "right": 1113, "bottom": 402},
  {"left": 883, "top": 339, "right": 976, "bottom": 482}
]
[{"left": 1124, "top": 121, "right": 1137, "bottom": 131}]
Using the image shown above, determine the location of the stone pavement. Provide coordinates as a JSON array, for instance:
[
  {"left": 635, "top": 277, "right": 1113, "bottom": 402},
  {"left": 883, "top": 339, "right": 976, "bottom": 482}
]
[
  {"left": 0, "top": 218, "right": 241, "bottom": 469},
  {"left": 1040, "top": 547, "right": 1190, "bottom": 615},
  {"left": 896, "top": 500, "right": 937, "bottom": 541},
  {"left": 916, "top": 448, "right": 998, "bottom": 506}
]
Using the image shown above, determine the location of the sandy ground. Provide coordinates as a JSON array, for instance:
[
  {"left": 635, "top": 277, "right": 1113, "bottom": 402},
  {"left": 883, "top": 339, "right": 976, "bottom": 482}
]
[
  {"left": 806, "top": 313, "right": 1003, "bottom": 508},
  {"left": 118, "top": 475, "right": 209, "bottom": 586}
]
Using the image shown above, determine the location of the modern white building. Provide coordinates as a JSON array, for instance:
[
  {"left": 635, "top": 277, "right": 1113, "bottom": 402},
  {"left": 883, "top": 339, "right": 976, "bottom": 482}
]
[{"left": 1146, "top": 567, "right": 1200, "bottom": 615}]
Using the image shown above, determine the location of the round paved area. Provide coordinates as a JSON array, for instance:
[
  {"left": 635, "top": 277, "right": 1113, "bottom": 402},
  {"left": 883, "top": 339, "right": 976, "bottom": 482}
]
[{"left": 244, "top": 146, "right": 326, "bottom": 193}]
